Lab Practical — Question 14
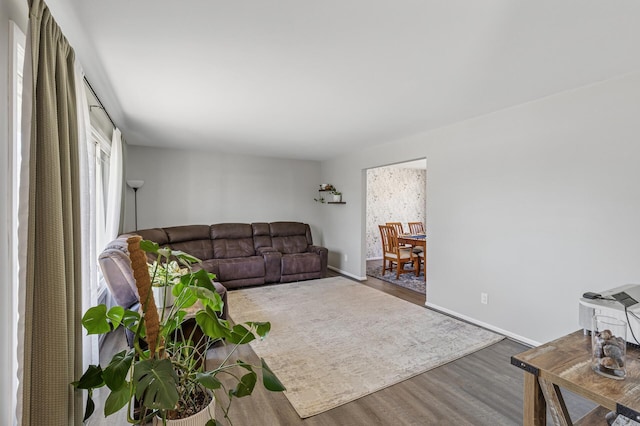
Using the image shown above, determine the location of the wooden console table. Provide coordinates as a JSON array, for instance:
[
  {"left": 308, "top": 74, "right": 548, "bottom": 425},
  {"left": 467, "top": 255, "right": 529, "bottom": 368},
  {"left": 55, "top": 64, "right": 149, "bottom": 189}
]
[{"left": 511, "top": 330, "right": 640, "bottom": 425}]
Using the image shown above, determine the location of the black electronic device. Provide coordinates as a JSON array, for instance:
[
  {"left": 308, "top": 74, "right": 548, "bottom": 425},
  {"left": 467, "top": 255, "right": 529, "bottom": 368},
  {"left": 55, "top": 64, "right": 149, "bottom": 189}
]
[
  {"left": 583, "top": 292, "right": 602, "bottom": 300},
  {"left": 611, "top": 291, "right": 639, "bottom": 308}
]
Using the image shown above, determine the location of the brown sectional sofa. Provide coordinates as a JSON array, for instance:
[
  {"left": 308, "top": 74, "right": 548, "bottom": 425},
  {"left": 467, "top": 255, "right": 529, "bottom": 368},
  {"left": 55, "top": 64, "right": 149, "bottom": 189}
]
[
  {"left": 100, "top": 222, "right": 327, "bottom": 305},
  {"left": 134, "top": 221, "right": 327, "bottom": 289}
]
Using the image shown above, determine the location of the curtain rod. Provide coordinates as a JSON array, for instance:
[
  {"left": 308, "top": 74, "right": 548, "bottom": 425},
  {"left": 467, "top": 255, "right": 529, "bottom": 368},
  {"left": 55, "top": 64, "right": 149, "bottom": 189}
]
[{"left": 83, "top": 76, "right": 116, "bottom": 129}]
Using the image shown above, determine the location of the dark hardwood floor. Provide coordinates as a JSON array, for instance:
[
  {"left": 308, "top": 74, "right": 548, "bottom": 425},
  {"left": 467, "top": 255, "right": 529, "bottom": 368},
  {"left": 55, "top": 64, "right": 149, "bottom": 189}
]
[{"left": 100, "top": 269, "right": 597, "bottom": 425}]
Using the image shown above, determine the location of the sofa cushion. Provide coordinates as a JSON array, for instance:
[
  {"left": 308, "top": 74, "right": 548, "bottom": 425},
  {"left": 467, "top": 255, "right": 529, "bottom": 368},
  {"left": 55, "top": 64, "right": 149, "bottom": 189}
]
[
  {"left": 165, "top": 225, "right": 211, "bottom": 242},
  {"left": 270, "top": 222, "right": 310, "bottom": 254},
  {"left": 210, "top": 223, "right": 255, "bottom": 259},
  {"left": 251, "top": 222, "right": 272, "bottom": 250},
  {"left": 135, "top": 228, "right": 169, "bottom": 246},
  {"left": 171, "top": 240, "right": 215, "bottom": 261},
  {"left": 200, "top": 256, "right": 265, "bottom": 281},
  {"left": 164, "top": 225, "right": 214, "bottom": 260},
  {"left": 281, "top": 252, "right": 321, "bottom": 275}
]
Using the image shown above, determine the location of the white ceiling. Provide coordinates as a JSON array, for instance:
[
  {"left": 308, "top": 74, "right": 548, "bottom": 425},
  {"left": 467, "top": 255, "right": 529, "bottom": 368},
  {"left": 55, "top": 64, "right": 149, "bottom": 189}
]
[{"left": 48, "top": 0, "right": 640, "bottom": 161}]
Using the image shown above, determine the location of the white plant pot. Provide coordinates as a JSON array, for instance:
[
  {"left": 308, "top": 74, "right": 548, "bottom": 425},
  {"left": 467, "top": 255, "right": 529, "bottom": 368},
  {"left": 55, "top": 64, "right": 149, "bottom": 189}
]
[
  {"left": 153, "top": 392, "right": 215, "bottom": 426},
  {"left": 152, "top": 285, "right": 175, "bottom": 308},
  {"left": 332, "top": 194, "right": 342, "bottom": 202}
]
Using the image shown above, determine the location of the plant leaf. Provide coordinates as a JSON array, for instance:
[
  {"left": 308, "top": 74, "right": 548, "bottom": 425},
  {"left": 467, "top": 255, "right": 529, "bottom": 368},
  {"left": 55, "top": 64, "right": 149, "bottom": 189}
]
[
  {"left": 72, "top": 364, "right": 105, "bottom": 390},
  {"left": 195, "top": 287, "right": 223, "bottom": 312},
  {"left": 173, "top": 250, "right": 201, "bottom": 265},
  {"left": 106, "top": 305, "right": 125, "bottom": 329},
  {"left": 133, "top": 358, "right": 179, "bottom": 410},
  {"left": 103, "top": 380, "right": 131, "bottom": 416},
  {"left": 140, "top": 239, "right": 160, "bottom": 254},
  {"left": 230, "top": 371, "right": 257, "bottom": 398},
  {"left": 191, "top": 268, "right": 216, "bottom": 291},
  {"left": 121, "top": 309, "right": 141, "bottom": 330},
  {"left": 261, "top": 359, "right": 286, "bottom": 392},
  {"left": 82, "top": 393, "right": 95, "bottom": 421},
  {"left": 205, "top": 290, "right": 224, "bottom": 313},
  {"left": 103, "top": 350, "right": 135, "bottom": 391},
  {"left": 252, "top": 321, "right": 271, "bottom": 339},
  {"left": 81, "top": 305, "right": 111, "bottom": 335},
  {"left": 161, "top": 312, "right": 182, "bottom": 337},
  {"left": 196, "top": 309, "right": 232, "bottom": 340},
  {"left": 235, "top": 361, "right": 254, "bottom": 372},
  {"left": 195, "top": 371, "right": 223, "bottom": 390},
  {"left": 228, "top": 324, "right": 255, "bottom": 345},
  {"left": 172, "top": 282, "right": 198, "bottom": 308}
]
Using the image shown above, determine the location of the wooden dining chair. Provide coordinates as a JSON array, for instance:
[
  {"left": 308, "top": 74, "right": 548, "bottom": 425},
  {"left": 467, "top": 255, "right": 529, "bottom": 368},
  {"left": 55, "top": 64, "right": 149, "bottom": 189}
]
[
  {"left": 386, "top": 222, "right": 410, "bottom": 249},
  {"left": 403, "top": 221, "right": 425, "bottom": 255},
  {"left": 386, "top": 222, "right": 405, "bottom": 236},
  {"left": 378, "top": 225, "right": 415, "bottom": 279},
  {"left": 408, "top": 221, "right": 425, "bottom": 234}
]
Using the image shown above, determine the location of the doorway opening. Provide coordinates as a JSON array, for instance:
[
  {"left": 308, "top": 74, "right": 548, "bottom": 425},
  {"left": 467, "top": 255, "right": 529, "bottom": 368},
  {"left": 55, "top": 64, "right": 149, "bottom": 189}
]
[{"left": 365, "top": 158, "right": 427, "bottom": 295}]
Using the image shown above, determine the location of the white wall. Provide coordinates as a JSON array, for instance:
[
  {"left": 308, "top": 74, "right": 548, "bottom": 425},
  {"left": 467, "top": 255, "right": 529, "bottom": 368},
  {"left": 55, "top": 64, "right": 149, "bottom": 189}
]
[
  {"left": 0, "top": 2, "right": 28, "bottom": 425},
  {"left": 321, "top": 73, "right": 640, "bottom": 345},
  {"left": 125, "top": 145, "right": 325, "bottom": 242}
]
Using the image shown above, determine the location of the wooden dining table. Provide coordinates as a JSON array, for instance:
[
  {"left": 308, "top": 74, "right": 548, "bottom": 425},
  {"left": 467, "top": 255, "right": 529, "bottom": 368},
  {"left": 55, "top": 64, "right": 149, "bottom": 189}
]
[{"left": 397, "top": 233, "right": 426, "bottom": 278}]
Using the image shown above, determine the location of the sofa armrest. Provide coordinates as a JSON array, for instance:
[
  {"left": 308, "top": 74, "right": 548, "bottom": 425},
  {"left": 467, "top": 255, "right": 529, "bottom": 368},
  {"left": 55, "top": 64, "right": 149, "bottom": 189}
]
[
  {"left": 257, "top": 247, "right": 282, "bottom": 283},
  {"left": 306, "top": 245, "right": 328, "bottom": 277}
]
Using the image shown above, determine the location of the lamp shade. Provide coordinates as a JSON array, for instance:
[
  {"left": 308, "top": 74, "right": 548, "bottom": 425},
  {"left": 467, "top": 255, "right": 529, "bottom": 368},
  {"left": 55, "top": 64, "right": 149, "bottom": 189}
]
[{"left": 127, "top": 179, "right": 144, "bottom": 189}]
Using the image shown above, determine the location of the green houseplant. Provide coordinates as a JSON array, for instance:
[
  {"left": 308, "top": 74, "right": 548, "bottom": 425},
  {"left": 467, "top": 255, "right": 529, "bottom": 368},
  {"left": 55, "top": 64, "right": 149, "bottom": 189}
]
[
  {"left": 73, "top": 236, "right": 285, "bottom": 425},
  {"left": 149, "top": 259, "right": 183, "bottom": 308}
]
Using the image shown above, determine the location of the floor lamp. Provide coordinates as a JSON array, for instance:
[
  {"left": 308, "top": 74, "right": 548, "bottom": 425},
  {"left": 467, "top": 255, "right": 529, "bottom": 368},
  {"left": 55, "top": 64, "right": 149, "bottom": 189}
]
[{"left": 126, "top": 180, "right": 144, "bottom": 230}]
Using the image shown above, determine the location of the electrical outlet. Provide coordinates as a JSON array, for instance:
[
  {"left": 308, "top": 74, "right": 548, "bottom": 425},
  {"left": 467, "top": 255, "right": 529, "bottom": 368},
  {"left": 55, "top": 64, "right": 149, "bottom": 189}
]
[{"left": 481, "top": 293, "right": 488, "bottom": 304}]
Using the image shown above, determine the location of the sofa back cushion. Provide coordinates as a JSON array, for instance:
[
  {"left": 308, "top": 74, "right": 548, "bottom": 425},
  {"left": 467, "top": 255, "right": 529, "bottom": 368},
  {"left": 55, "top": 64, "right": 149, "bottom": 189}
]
[
  {"left": 135, "top": 228, "right": 169, "bottom": 246},
  {"left": 251, "top": 222, "right": 272, "bottom": 250},
  {"left": 210, "top": 223, "right": 256, "bottom": 259},
  {"left": 269, "top": 222, "right": 311, "bottom": 254},
  {"left": 164, "top": 225, "right": 214, "bottom": 260}
]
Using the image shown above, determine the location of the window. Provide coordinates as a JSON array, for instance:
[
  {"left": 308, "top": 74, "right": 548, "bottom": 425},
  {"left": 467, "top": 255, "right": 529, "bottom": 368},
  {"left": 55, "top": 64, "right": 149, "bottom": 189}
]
[
  {"left": 91, "top": 126, "right": 112, "bottom": 303},
  {"left": 9, "top": 20, "right": 26, "bottom": 426}
]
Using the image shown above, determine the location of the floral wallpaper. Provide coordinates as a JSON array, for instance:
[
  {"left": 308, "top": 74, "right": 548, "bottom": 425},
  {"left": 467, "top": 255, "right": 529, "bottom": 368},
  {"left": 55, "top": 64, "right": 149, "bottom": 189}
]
[{"left": 366, "top": 166, "right": 426, "bottom": 259}]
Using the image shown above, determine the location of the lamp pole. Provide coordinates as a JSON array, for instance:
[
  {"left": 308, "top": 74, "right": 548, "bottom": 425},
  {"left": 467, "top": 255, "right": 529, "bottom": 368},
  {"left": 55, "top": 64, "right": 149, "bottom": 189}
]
[
  {"left": 126, "top": 180, "right": 144, "bottom": 231},
  {"left": 133, "top": 187, "right": 139, "bottom": 230}
]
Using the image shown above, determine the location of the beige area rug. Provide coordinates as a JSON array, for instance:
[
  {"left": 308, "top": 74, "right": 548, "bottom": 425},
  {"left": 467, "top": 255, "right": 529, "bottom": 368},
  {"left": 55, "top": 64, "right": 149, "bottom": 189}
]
[{"left": 227, "top": 277, "right": 504, "bottom": 418}]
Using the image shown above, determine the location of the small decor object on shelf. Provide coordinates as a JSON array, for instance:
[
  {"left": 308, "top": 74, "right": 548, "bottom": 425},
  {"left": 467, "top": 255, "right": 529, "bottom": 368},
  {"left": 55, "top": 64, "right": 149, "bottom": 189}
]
[
  {"left": 319, "top": 184, "right": 335, "bottom": 191},
  {"left": 315, "top": 184, "right": 334, "bottom": 203},
  {"left": 315, "top": 184, "right": 345, "bottom": 204},
  {"left": 591, "top": 315, "right": 627, "bottom": 380}
]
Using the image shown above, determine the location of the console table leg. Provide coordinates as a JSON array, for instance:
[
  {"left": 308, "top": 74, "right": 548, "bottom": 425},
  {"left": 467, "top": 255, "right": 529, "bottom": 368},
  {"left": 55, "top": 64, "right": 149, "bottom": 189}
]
[
  {"left": 539, "top": 377, "right": 572, "bottom": 426},
  {"left": 524, "top": 373, "right": 546, "bottom": 426}
]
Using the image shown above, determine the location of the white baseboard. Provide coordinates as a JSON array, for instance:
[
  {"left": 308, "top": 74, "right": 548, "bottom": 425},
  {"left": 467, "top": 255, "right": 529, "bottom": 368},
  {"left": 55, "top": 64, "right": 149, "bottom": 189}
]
[
  {"left": 424, "top": 301, "right": 541, "bottom": 347},
  {"left": 328, "top": 265, "right": 366, "bottom": 281}
]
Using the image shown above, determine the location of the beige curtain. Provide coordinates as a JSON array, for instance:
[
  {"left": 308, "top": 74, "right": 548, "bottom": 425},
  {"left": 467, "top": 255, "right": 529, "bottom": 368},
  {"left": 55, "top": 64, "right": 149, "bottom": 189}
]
[{"left": 20, "top": 0, "right": 83, "bottom": 423}]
